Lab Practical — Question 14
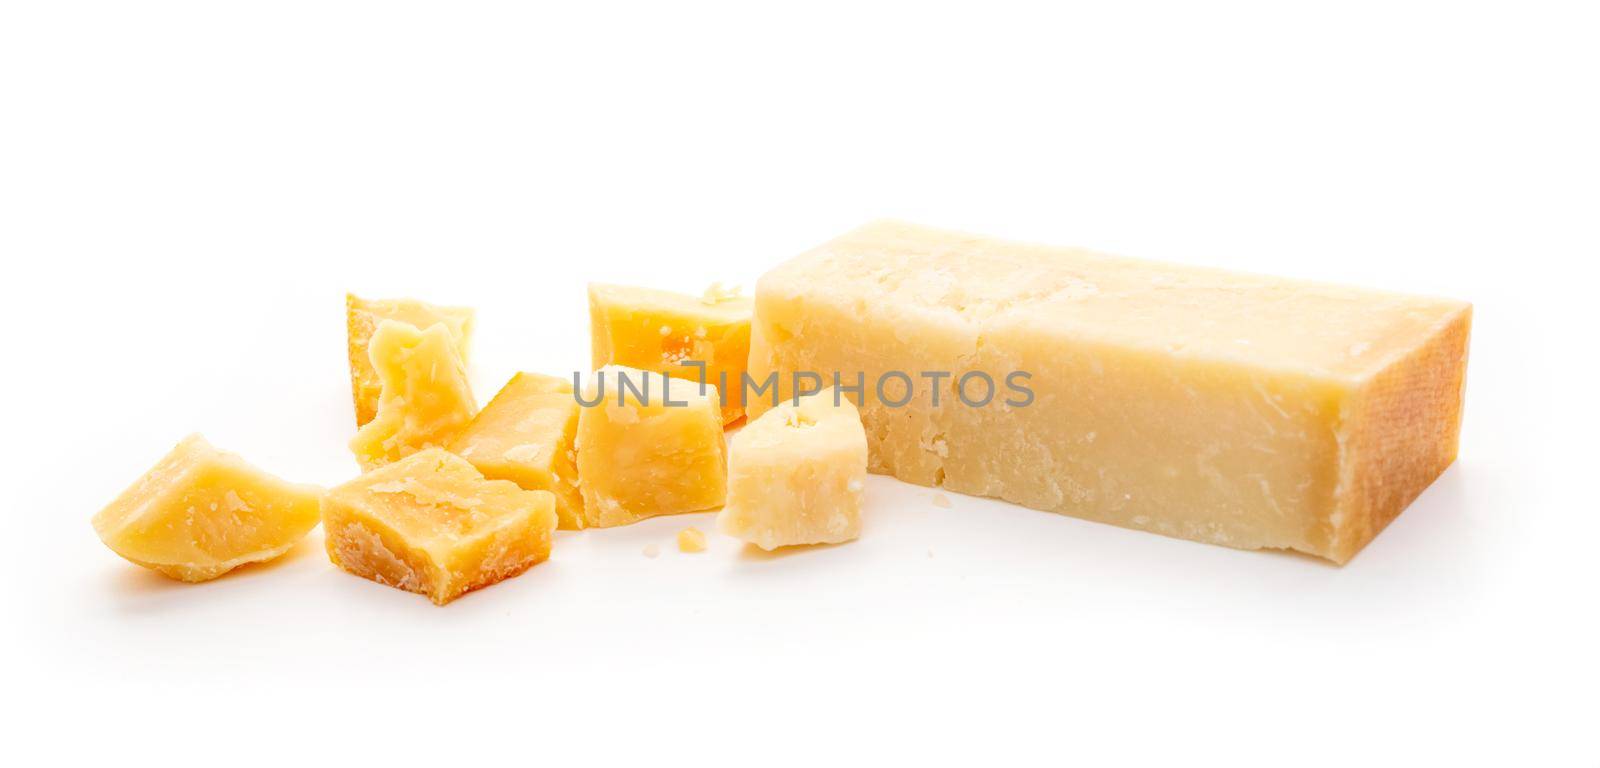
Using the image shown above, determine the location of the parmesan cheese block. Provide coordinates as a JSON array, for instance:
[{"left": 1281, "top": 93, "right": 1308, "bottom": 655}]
[
  {"left": 589, "top": 283, "right": 753, "bottom": 425},
  {"left": 718, "top": 390, "right": 868, "bottom": 550},
  {"left": 349, "top": 320, "right": 478, "bottom": 470},
  {"left": 748, "top": 220, "right": 1471, "bottom": 564},
  {"left": 91, "top": 435, "right": 322, "bottom": 582},
  {"left": 322, "top": 448, "right": 556, "bottom": 605},
  {"left": 346, "top": 294, "right": 474, "bottom": 426},
  {"left": 575, "top": 365, "right": 727, "bottom": 527},
  {"left": 448, "top": 372, "right": 584, "bottom": 530}
]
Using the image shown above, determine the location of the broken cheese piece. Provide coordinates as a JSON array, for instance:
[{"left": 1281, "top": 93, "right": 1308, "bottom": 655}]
[
  {"left": 346, "top": 294, "right": 474, "bottom": 426},
  {"left": 321, "top": 448, "right": 556, "bottom": 605},
  {"left": 91, "top": 435, "right": 322, "bottom": 582},
  {"left": 718, "top": 390, "right": 867, "bottom": 550},
  {"left": 448, "top": 372, "right": 584, "bottom": 530},
  {"left": 589, "top": 283, "right": 753, "bottom": 425},
  {"left": 575, "top": 365, "right": 727, "bottom": 528},
  {"left": 349, "top": 320, "right": 478, "bottom": 470},
  {"left": 749, "top": 220, "right": 1472, "bottom": 564}
]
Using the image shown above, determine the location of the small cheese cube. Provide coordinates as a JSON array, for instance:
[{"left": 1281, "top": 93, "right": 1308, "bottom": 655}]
[
  {"left": 349, "top": 320, "right": 478, "bottom": 470},
  {"left": 575, "top": 365, "right": 727, "bottom": 527},
  {"left": 91, "top": 435, "right": 322, "bottom": 582},
  {"left": 589, "top": 283, "right": 753, "bottom": 425},
  {"left": 346, "top": 294, "right": 474, "bottom": 426},
  {"left": 321, "top": 448, "right": 556, "bottom": 605},
  {"left": 448, "top": 372, "right": 584, "bottom": 530},
  {"left": 718, "top": 390, "right": 867, "bottom": 550}
]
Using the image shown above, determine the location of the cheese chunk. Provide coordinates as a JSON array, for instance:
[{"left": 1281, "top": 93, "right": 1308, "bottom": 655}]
[
  {"left": 91, "top": 435, "right": 321, "bottom": 582},
  {"left": 346, "top": 294, "right": 474, "bottom": 426},
  {"left": 349, "top": 320, "right": 478, "bottom": 470},
  {"left": 718, "top": 390, "right": 867, "bottom": 550},
  {"left": 749, "top": 221, "right": 1472, "bottom": 564},
  {"left": 322, "top": 448, "right": 556, "bottom": 605},
  {"left": 575, "top": 365, "right": 727, "bottom": 527},
  {"left": 589, "top": 283, "right": 753, "bottom": 425},
  {"left": 448, "top": 372, "right": 584, "bottom": 530}
]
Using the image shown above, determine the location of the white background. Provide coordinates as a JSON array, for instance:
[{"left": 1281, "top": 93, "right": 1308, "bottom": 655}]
[{"left": 4, "top": 1, "right": 1595, "bottom": 764}]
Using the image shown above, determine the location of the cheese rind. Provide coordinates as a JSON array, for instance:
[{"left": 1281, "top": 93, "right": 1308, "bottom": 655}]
[
  {"left": 321, "top": 448, "right": 556, "bottom": 605},
  {"left": 588, "top": 283, "right": 753, "bottom": 425},
  {"left": 346, "top": 294, "right": 474, "bottom": 426},
  {"left": 748, "top": 221, "right": 1471, "bottom": 563},
  {"left": 718, "top": 390, "right": 868, "bottom": 550},
  {"left": 575, "top": 365, "right": 727, "bottom": 528},
  {"left": 448, "top": 372, "right": 585, "bottom": 530},
  {"left": 90, "top": 435, "right": 322, "bottom": 582},
  {"left": 349, "top": 320, "right": 478, "bottom": 470}
]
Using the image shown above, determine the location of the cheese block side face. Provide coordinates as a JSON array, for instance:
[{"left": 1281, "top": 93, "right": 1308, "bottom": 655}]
[
  {"left": 588, "top": 283, "right": 753, "bottom": 425},
  {"left": 1329, "top": 307, "right": 1472, "bottom": 561},
  {"left": 448, "top": 372, "right": 585, "bottom": 530},
  {"left": 750, "top": 220, "right": 1472, "bottom": 563},
  {"left": 321, "top": 448, "right": 556, "bottom": 605},
  {"left": 574, "top": 365, "right": 728, "bottom": 528},
  {"left": 718, "top": 390, "right": 868, "bottom": 550},
  {"left": 346, "top": 294, "right": 475, "bottom": 427},
  {"left": 349, "top": 320, "right": 478, "bottom": 470},
  {"left": 90, "top": 435, "right": 322, "bottom": 582}
]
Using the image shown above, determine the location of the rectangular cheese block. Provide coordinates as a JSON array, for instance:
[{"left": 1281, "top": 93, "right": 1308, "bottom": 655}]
[
  {"left": 91, "top": 435, "right": 322, "bottom": 582},
  {"left": 322, "top": 448, "right": 556, "bottom": 605},
  {"left": 346, "top": 294, "right": 474, "bottom": 427},
  {"left": 748, "top": 221, "right": 1472, "bottom": 563},
  {"left": 449, "top": 372, "right": 585, "bottom": 530},
  {"left": 589, "top": 283, "right": 753, "bottom": 425}
]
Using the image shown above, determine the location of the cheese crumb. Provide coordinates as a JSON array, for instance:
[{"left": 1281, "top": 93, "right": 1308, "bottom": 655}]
[
  {"left": 677, "top": 527, "right": 707, "bottom": 553},
  {"left": 700, "top": 282, "right": 742, "bottom": 304},
  {"left": 932, "top": 492, "right": 952, "bottom": 508},
  {"left": 642, "top": 543, "right": 661, "bottom": 558}
]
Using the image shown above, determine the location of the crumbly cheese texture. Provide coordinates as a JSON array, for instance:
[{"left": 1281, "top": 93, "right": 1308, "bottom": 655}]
[
  {"left": 321, "top": 448, "right": 556, "bottom": 605},
  {"left": 349, "top": 320, "right": 478, "bottom": 470},
  {"left": 91, "top": 435, "right": 322, "bottom": 582},
  {"left": 589, "top": 283, "right": 753, "bottom": 425},
  {"left": 346, "top": 294, "right": 474, "bottom": 427},
  {"left": 448, "top": 372, "right": 584, "bottom": 530},
  {"left": 575, "top": 365, "right": 727, "bottom": 528},
  {"left": 718, "top": 390, "right": 867, "bottom": 550},
  {"left": 749, "top": 220, "right": 1472, "bottom": 564}
]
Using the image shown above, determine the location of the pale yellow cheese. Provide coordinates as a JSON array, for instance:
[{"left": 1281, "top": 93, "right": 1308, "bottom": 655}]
[
  {"left": 349, "top": 320, "right": 478, "bottom": 470},
  {"left": 91, "top": 435, "right": 322, "bottom": 582},
  {"left": 321, "top": 448, "right": 556, "bottom": 605},
  {"left": 749, "top": 220, "right": 1472, "bottom": 564},
  {"left": 346, "top": 294, "right": 474, "bottom": 426},
  {"left": 448, "top": 372, "right": 584, "bottom": 530},
  {"left": 718, "top": 390, "right": 867, "bottom": 550},
  {"left": 575, "top": 365, "right": 727, "bottom": 527},
  {"left": 589, "top": 283, "right": 753, "bottom": 425}
]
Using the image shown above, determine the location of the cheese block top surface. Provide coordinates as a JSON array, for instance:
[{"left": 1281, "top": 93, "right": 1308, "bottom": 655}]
[{"left": 759, "top": 220, "right": 1470, "bottom": 381}]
